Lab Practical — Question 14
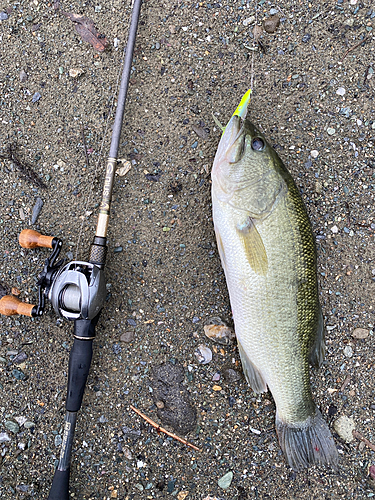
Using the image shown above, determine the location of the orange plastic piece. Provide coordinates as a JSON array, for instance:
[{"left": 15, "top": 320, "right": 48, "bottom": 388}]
[
  {"left": 0, "top": 295, "right": 35, "bottom": 317},
  {"left": 19, "top": 229, "right": 54, "bottom": 249}
]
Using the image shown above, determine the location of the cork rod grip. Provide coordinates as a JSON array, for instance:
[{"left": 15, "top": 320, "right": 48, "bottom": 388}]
[
  {"left": 19, "top": 229, "right": 54, "bottom": 249},
  {"left": 0, "top": 295, "right": 35, "bottom": 317}
]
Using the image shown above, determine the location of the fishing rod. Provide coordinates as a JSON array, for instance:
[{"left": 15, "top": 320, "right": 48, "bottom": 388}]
[{"left": 0, "top": 0, "right": 142, "bottom": 498}]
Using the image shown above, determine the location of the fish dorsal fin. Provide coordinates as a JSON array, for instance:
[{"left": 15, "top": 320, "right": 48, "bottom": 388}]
[
  {"left": 236, "top": 217, "right": 268, "bottom": 276},
  {"left": 237, "top": 340, "right": 267, "bottom": 393}
]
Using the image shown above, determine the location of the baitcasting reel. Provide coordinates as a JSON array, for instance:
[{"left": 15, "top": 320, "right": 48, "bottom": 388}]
[{"left": 0, "top": 229, "right": 106, "bottom": 321}]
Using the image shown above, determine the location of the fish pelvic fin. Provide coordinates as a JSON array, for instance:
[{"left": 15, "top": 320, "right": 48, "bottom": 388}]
[
  {"left": 276, "top": 406, "right": 338, "bottom": 471},
  {"left": 309, "top": 303, "right": 326, "bottom": 368},
  {"left": 237, "top": 218, "right": 268, "bottom": 276},
  {"left": 237, "top": 340, "right": 267, "bottom": 393}
]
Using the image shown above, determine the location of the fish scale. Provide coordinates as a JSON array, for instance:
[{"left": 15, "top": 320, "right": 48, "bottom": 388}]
[{"left": 211, "top": 90, "right": 338, "bottom": 470}]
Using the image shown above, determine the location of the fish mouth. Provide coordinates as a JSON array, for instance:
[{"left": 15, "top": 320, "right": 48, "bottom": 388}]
[{"left": 222, "top": 89, "right": 252, "bottom": 160}]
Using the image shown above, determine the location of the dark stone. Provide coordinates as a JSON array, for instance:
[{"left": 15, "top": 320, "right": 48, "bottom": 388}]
[{"left": 150, "top": 362, "right": 197, "bottom": 434}]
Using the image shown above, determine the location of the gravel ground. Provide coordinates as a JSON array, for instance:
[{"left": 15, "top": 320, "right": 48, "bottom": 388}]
[{"left": 1, "top": 0, "right": 375, "bottom": 498}]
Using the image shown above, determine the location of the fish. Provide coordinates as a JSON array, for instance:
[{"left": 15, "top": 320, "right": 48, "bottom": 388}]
[{"left": 211, "top": 90, "right": 338, "bottom": 470}]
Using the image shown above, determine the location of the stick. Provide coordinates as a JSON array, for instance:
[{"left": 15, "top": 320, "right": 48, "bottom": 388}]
[
  {"left": 352, "top": 430, "right": 375, "bottom": 452},
  {"left": 130, "top": 405, "right": 201, "bottom": 452},
  {"left": 341, "top": 36, "right": 368, "bottom": 60}
]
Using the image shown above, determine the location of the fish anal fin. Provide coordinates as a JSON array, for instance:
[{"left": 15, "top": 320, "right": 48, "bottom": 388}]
[
  {"left": 309, "top": 304, "right": 326, "bottom": 368},
  {"left": 236, "top": 217, "right": 268, "bottom": 276},
  {"left": 237, "top": 340, "right": 267, "bottom": 393}
]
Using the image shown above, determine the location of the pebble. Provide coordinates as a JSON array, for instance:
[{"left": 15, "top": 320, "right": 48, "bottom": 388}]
[
  {"left": 344, "top": 345, "right": 353, "bottom": 358},
  {"left": 114, "top": 246, "right": 123, "bottom": 253},
  {"left": 112, "top": 343, "right": 121, "bottom": 355},
  {"left": 69, "top": 68, "right": 84, "bottom": 78},
  {"left": 0, "top": 432, "right": 11, "bottom": 443},
  {"left": 218, "top": 471, "right": 233, "bottom": 490},
  {"left": 54, "top": 434, "right": 62, "bottom": 446},
  {"left": 310, "top": 150, "right": 319, "bottom": 158},
  {"left": 120, "top": 331, "right": 135, "bottom": 343},
  {"left": 13, "top": 351, "right": 27, "bottom": 364},
  {"left": 336, "top": 87, "right": 346, "bottom": 96},
  {"left": 302, "top": 33, "right": 311, "bottom": 43},
  {"left": 327, "top": 127, "right": 336, "bottom": 135},
  {"left": 24, "top": 421, "right": 35, "bottom": 429},
  {"left": 222, "top": 367, "right": 242, "bottom": 383},
  {"left": 31, "top": 197, "right": 43, "bottom": 224},
  {"left": 331, "top": 225, "right": 339, "bottom": 234},
  {"left": 14, "top": 416, "right": 27, "bottom": 427},
  {"left": 333, "top": 415, "right": 355, "bottom": 443},
  {"left": 32, "top": 92, "right": 42, "bottom": 103},
  {"left": 0, "top": 12, "right": 8, "bottom": 20},
  {"left": 5, "top": 421, "right": 20, "bottom": 434},
  {"left": 116, "top": 159, "right": 131, "bottom": 176},
  {"left": 370, "top": 465, "right": 375, "bottom": 480},
  {"left": 13, "top": 368, "right": 25, "bottom": 380},
  {"left": 19, "top": 70, "right": 28, "bottom": 82},
  {"left": 194, "top": 345, "right": 212, "bottom": 364},
  {"left": 242, "top": 16, "right": 255, "bottom": 26},
  {"left": 352, "top": 328, "right": 369, "bottom": 339},
  {"left": 177, "top": 492, "right": 189, "bottom": 500},
  {"left": 263, "top": 15, "right": 280, "bottom": 33},
  {"left": 204, "top": 318, "right": 235, "bottom": 345}
]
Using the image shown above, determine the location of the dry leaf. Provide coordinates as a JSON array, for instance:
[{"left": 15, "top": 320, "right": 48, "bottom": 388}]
[{"left": 64, "top": 12, "right": 108, "bottom": 52}]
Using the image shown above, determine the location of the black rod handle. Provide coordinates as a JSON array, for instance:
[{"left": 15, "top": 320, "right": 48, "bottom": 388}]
[
  {"left": 48, "top": 468, "right": 70, "bottom": 500},
  {"left": 66, "top": 319, "right": 97, "bottom": 412}
]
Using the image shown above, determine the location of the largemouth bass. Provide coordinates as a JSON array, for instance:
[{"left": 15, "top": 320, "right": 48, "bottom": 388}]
[{"left": 211, "top": 90, "right": 338, "bottom": 470}]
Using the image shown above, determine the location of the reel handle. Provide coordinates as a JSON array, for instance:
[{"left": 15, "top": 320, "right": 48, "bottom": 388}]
[
  {"left": 0, "top": 295, "right": 36, "bottom": 317},
  {"left": 19, "top": 229, "right": 54, "bottom": 249}
]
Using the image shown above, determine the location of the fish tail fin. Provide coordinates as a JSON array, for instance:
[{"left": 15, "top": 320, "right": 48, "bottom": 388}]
[{"left": 276, "top": 406, "right": 338, "bottom": 470}]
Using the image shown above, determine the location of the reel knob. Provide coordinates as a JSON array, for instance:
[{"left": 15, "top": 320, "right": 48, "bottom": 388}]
[
  {"left": 19, "top": 229, "right": 54, "bottom": 249},
  {"left": 0, "top": 295, "right": 37, "bottom": 317}
]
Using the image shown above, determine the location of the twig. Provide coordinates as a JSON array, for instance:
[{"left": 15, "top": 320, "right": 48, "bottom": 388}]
[
  {"left": 352, "top": 430, "right": 375, "bottom": 452},
  {"left": 0, "top": 144, "right": 47, "bottom": 190},
  {"left": 340, "top": 374, "right": 351, "bottom": 392},
  {"left": 130, "top": 405, "right": 201, "bottom": 452},
  {"left": 341, "top": 36, "right": 368, "bottom": 60}
]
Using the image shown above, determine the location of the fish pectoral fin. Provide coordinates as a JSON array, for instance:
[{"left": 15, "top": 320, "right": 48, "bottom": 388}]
[
  {"left": 215, "top": 228, "right": 227, "bottom": 272},
  {"left": 309, "top": 303, "right": 326, "bottom": 368},
  {"left": 236, "top": 217, "right": 268, "bottom": 276},
  {"left": 237, "top": 340, "right": 267, "bottom": 393}
]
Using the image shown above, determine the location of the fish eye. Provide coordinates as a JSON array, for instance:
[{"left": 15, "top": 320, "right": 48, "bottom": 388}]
[{"left": 251, "top": 137, "right": 265, "bottom": 151}]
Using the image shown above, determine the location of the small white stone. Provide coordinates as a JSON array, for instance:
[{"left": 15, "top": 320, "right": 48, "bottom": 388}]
[
  {"left": 333, "top": 415, "right": 355, "bottom": 443},
  {"left": 243, "top": 16, "right": 255, "bottom": 26},
  {"left": 327, "top": 127, "right": 336, "bottom": 135},
  {"left": 336, "top": 87, "right": 346, "bottom": 96},
  {"left": 344, "top": 345, "right": 353, "bottom": 358},
  {"left": 331, "top": 225, "right": 339, "bottom": 234},
  {"left": 310, "top": 150, "right": 319, "bottom": 159}
]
